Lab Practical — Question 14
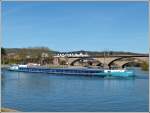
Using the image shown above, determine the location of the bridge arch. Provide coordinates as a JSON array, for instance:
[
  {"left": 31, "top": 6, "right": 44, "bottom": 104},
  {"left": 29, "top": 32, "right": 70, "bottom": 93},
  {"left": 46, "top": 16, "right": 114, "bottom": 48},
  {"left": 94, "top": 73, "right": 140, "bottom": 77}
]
[
  {"left": 122, "top": 61, "right": 141, "bottom": 68},
  {"left": 96, "top": 62, "right": 104, "bottom": 67},
  {"left": 108, "top": 56, "right": 144, "bottom": 68},
  {"left": 70, "top": 57, "right": 103, "bottom": 66}
]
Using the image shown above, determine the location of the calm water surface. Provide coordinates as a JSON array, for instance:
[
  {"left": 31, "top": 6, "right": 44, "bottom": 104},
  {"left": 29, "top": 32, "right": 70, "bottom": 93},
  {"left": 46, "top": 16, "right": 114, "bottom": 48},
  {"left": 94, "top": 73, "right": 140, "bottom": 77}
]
[{"left": 1, "top": 68, "right": 149, "bottom": 112}]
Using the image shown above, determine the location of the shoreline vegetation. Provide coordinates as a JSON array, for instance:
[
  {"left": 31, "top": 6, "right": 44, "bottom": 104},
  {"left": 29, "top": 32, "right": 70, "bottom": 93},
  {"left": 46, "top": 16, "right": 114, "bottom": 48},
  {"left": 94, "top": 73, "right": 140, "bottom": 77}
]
[
  {"left": 1, "top": 108, "right": 19, "bottom": 112},
  {"left": 140, "top": 61, "right": 149, "bottom": 71},
  {"left": 1, "top": 47, "right": 149, "bottom": 71}
]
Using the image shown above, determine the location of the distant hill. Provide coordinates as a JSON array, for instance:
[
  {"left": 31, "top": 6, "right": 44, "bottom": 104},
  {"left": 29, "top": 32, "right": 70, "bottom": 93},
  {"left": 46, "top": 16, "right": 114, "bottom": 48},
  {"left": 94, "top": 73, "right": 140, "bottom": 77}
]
[
  {"left": 3, "top": 48, "right": 148, "bottom": 56},
  {"left": 54, "top": 50, "right": 148, "bottom": 56},
  {"left": 5, "top": 47, "right": 55, "bottom": 54}
]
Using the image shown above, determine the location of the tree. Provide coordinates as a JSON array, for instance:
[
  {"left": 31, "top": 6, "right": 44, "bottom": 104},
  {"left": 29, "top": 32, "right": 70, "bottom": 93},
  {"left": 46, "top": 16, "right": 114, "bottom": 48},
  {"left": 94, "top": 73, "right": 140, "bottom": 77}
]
[
  {"left": 1, "top": 47, "right": 7, "bottom": 64},
  {"left": 1, "top": 47, "right": 6, "bottom": 56}
]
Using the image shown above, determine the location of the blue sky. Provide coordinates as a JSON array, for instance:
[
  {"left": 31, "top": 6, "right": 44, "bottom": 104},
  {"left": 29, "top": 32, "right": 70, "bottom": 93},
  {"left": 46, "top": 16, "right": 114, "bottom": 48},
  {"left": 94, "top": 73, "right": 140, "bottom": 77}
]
[{"left": 2, "top": 1, "right": 148, "bottom": 53}]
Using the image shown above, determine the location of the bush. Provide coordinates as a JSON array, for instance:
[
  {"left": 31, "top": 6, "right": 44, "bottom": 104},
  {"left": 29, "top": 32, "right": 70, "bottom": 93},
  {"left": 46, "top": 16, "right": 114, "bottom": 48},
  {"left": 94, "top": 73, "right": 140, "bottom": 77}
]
[
  {"left": 60, "top": 60, "right": 66, "bottom": 65},
  {"left": 140, "top": 61, "right": 149, "bottom": 71}
]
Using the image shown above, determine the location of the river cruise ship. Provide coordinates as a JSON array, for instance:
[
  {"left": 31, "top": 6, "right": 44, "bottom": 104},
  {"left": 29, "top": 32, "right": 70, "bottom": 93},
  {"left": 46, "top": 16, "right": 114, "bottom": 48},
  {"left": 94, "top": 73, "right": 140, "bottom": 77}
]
[{"left": 8, "top": 64, "right": 134, "bottom": 77}]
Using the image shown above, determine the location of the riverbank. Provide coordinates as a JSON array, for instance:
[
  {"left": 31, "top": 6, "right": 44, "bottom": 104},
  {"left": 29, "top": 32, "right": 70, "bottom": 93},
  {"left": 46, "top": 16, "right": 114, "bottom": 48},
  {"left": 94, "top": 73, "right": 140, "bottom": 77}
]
[
  {"left": 1, "top": 64, "right": 10, "bottom": 68},
  {"left": 1, "top": 64, "right": 84, "bottom": 69},
  {"left": 1, "top": 108, "right": 19, "bottom": 112}
]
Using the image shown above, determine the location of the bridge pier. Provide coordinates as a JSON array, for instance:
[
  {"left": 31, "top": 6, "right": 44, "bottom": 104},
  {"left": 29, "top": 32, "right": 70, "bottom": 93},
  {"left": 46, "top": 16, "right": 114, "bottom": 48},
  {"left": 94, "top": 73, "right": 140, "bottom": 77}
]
[{"left": 53, "top": 57, "right": 60, "bottom": 65}]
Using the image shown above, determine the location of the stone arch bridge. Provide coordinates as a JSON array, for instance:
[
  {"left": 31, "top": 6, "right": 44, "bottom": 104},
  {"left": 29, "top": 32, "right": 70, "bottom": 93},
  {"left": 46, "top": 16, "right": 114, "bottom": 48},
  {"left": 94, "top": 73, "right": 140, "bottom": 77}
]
[{"left": 53, "top": 55, "right": 149, "bottom": 68}]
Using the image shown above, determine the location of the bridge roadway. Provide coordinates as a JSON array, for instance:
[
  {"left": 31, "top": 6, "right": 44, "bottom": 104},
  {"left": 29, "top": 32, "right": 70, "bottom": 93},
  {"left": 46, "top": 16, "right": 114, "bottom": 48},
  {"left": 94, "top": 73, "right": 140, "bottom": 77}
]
[
  {"left": 53, "top": 55, "right": 149, "bottom": 68},
  {"left": 66, "top": 55, "right": 149, "bottom": 58}
]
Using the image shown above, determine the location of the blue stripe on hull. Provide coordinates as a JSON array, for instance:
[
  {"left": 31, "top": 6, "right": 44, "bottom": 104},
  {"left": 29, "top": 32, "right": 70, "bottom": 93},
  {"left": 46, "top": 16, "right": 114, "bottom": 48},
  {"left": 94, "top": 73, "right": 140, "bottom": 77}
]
[{"left": 96, "top": 71, "right": 134, "bottom": 77}]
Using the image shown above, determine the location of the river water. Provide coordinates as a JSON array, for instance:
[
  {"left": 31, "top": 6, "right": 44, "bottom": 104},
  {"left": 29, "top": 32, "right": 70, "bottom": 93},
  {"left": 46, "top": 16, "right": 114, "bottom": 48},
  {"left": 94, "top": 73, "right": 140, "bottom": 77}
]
[{"left": 1, "top": 68, "right": 149, "bottom": 112}]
